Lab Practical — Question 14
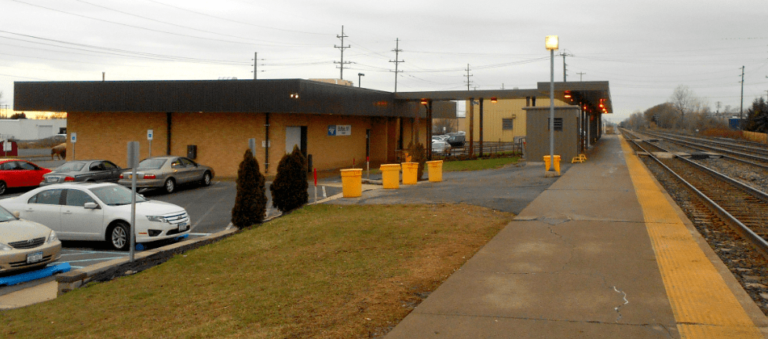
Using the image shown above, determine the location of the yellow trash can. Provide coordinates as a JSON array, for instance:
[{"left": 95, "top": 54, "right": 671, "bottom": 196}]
[
  {"left": 340, "top": 168, "right": 362, "bottom": 198},
  {"left": 402, "top": 162, "right": 419, "bottom": 185},
  {"left": 380, "top": 164, "right": 401, "bottom": 189},
  {"left": 543, "top": 155, "right": 561, "bottom": 175},
  {"left": 426, "top": 160, "right": 443, "bottom": 182}
]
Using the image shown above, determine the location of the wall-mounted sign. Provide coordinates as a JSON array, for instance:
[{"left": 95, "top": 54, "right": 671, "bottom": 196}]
[{"left": 328, "top": 125, "right": 351, "bottom": 136}]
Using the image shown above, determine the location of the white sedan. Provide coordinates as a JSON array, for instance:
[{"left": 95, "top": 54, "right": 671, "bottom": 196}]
[
  {"left": 0, "top": 183, "right": 190, "bottom": 251},
  {"left": 431, "top": 140, "right": 451, "bottom": 155}
]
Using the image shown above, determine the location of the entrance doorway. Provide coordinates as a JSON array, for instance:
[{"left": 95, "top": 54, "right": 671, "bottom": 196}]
[{"left": 285, "top": 126, "right": 307, "bottom": 156}]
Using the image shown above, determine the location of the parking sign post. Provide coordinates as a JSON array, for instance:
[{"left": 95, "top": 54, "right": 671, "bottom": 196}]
[
  {"left": 70, "top": 133, "right": 77, "bottom": 160},
  {"left": 127, "top": 141, "right": 140, "bottom": 262},
  {"left": 147, "top": 130, "right": 153, "bottom": 158}
]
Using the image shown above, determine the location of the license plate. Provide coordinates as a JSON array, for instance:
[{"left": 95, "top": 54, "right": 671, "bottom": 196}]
[
  {"left": 46, "top": 177, "right": 58, "bottom": 183},
  {"left": 27, "top": 252, "right": 43, "bottom": 264},
  {"left": 178, "top": 222, "right": 188, "bottom": 232}
]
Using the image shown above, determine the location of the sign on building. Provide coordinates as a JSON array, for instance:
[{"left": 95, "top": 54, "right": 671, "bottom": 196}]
[{"left": 328, "top": 125, "right": 351, "bottom": 136}]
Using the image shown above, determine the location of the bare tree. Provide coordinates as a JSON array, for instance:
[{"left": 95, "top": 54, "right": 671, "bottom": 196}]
[{"left": 670, "top": 85, "right": 699, "bottom": 130}]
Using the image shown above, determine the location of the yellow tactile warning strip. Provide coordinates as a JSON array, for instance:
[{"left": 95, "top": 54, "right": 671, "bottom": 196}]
[{"left": 619, "top": 135, "right": 762, "bottom": 338}]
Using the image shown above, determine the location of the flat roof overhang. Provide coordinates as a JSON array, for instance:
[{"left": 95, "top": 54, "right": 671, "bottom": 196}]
[
  {"left": 396, "top": 81, "right": 612, "bottom": 115},
  {"left": 14, "top": 79, "right": 401, "bottom": 117},
  {"left": 536, "top": 81, "right": 613, "bottom": 114}
]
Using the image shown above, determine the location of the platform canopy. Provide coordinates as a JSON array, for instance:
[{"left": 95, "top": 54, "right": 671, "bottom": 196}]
[{"left": 395, "top": 81, "right": 612, "bottom": 115}]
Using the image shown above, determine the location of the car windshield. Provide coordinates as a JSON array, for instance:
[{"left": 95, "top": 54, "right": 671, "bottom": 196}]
[
  {"left": 54, "top": 162, "right": 86, "bottom": 172},
  {"left": 0, "top": 206, "right": 18, "bottom": 222},
  {"left": 137, "top": 159, "right": 167, "bottom": 170},
  {"left": 90, "top": 185, "right": 147, "bottom": 206}
]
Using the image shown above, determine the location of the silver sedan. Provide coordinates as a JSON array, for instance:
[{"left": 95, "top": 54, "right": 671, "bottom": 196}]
[{"left": 117, "top": 156, "right": 214, "bottom": 194}]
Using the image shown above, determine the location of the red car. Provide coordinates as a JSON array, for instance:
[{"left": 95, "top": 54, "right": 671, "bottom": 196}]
[{"left": 0, "top": 159, "right": 51, "bottom": 195}]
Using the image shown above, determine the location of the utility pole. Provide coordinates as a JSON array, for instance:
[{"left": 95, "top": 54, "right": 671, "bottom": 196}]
[
  {"left": 251, "top": 52, "right": 264, "bottom": 80},
  {"left": 740, "top": 66, "right": 745, "bottom": 129},
  {"left": 559, "top": 50, "right": 573, "bottom": 82},
  {"left": 577, "top": 72, "right": 586, "bottom": 82},
  {"left": 334, "top": 26, "right": 351, "bottom": 80},
  {"left": 464, "top": 64, "right": 473, "bottom": 91},
  {"left": 389, "top": 38, "right": 404, "bottom": 92}
]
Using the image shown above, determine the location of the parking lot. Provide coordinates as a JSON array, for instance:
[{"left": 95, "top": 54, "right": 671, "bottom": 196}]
[{"left": 0, "top": 168, "right": 341, "bottom": 296}]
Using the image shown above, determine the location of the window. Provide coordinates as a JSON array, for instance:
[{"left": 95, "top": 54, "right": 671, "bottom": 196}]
[
  {"left": 547, "top": 118, "right": 563, "bottom": 131},
  {"left": 29, "top": 189, "right": 63, "bottom": 205},
  {"left": 171, "top": 159, "right": 184, "bottom": 168},
  {"left": 103, "top": 161, "right": 118, "bottom": 170},
  {"left": 526, "top": 97, "right": 530, "bottom": 107},
  {"left": 531, "top": 97, "right": 536, "bottom": 107},
  {"left": 17, "top": 162, "right": 36, "bottom": 170},
  {"left": 180, "top": 158, "right": 196, "bottom": 167},
  {"left": 502, "top": 119, "right": 514, "bottom": 130},
  {"left": 89, "top": 162, "right": 106, "bottom": 171},
  {"left": 65, "top": 189, "right": 96, "bottom": 207}
]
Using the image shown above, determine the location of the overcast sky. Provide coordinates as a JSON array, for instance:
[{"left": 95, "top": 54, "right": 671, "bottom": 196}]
[{"left": 1, "top": 0, "right": 766, "bottom": 122}]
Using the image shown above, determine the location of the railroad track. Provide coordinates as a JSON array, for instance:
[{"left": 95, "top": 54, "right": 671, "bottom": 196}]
[
  {"left": 639, "top": 130, "right": 768, "bottom": 168},
  {"left": 621, "top": 128, "right": 768, "bottom": 258}
]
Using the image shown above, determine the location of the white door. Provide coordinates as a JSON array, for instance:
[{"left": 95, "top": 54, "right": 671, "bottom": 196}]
[
  {"left": 286, "top": 126, "right": 301, "bottom": 154},
  {"left": 22, "top": 189, "right": 63, "bottom": 234},
  {"left": 61, "top": 189, "right": 104, "bottom": 240}
]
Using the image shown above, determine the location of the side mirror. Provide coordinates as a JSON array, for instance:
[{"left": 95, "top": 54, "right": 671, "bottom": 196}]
[
  {"left": 12, "top": 211, "right": 20, "bottom": 218},
  {"left": 84, "top": 202, "right": 99, "bottom": 209}
]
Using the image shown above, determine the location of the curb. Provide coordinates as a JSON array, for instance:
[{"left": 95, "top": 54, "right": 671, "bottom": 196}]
[{"left": 55, "top": 228, "right": 239, "bottom": 295}]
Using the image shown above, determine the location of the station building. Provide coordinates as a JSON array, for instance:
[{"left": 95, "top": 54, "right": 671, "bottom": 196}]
[{"left": 14, "top": 79, "right": 611, "bottom": 177}]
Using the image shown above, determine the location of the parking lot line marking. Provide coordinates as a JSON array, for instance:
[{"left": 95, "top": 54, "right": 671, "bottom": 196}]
[
  {"left": 225, "top": 222, "right": 233, "bottom": 230},
  {"left": 190, "top": 191, "right": 229, "bottom": 230}
]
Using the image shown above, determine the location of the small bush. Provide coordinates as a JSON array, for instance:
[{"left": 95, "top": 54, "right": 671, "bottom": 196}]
[
  {"left": 231, "top": 150, "right": 267, "bottom": 228},
  {"left": 270, "top": 145, "right": 309, "bottom": 213},
  {"left": 407, "top": 142, "right": 427, "bottom": 180}
]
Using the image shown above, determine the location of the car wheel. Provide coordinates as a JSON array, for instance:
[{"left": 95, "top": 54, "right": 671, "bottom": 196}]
[
  {"left": 0, "top": 181, "right": 6, "bottom": 195},
  {"left": 108, "top": 222, "right": 130, "bottom": 251},
  {"left": 164, "top": 178, "right": 176, "bottom": 194},
  {"left": 201, "top": 172, "right": 212, "bottom": 187}
]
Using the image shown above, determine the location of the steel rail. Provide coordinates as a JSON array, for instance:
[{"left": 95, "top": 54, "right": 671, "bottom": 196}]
[
  {"left": 641, "top": 130, "right": 768, "bottom": 171},
  {"left": 620, "top": 129, "right": 768, "bottom": 259}
]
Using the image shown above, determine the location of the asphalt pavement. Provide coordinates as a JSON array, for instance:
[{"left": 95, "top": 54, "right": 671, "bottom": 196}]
[{"left": 328, "top": 161, "right": 568, "bottom": 214}]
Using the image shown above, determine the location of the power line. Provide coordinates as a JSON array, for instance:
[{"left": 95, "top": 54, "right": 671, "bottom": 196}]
[
  {"left": 9, "top": 0, "right": 314, "bottom": 48},
  {"left": 577, "top": 72, "right": 586, "bottom": 81},
  {"left": 389, "top": 38, "right": 404, "bottom": 93},
  {"left": 143, "top": 0, "right": 329, "bottom": 36},
  {"left": 334, "top": 25, "right": 351, "bottom": 80},
  {"left": 0, "top": 30, "right": 248, "bottom": 65}
]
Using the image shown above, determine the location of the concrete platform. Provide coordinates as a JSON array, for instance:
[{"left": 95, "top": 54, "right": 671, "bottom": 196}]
[{"left": 386, "top": 135, "right": 768, "bottom": 338}]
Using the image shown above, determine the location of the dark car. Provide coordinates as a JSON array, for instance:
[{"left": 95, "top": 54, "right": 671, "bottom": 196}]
[
  {"left": 446, "top": 134, "right": 466, "bottom": 147},
  {"left": 41, "top": 160, "right": 124, "bottom": 186}
]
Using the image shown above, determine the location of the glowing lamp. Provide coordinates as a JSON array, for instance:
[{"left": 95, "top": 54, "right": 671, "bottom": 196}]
[
  {"left": 491, "top": 97, "right": 498, "bottom": 103},
  {"left": 545, "top": 35, "right": 559, "bottom": 50},
  {"left": 420, "top": 98, "right": 428, "bottom": 105}
]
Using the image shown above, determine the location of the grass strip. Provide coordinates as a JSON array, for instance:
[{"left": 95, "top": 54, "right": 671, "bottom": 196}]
[{"left": 2, "top": 204, "right": 512, "bottom": 338}]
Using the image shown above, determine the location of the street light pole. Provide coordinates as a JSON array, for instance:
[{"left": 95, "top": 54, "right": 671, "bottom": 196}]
[
  {"left": 545, "top": 36, "right": 559, "bottom": 175},
  {"left": 358, "top": 73, "right": 365, "bottom": 88}
]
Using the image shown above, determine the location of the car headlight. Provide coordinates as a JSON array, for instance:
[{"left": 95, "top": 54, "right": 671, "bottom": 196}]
[
  {"left": 146, "top": 215, "right": 167, "bottom": 223},
  {"left": 47, "top": 230, "right": 58, "bottom": 244},
  {"left": 0, "top": 242, "right": 11, "bottom": 251}
]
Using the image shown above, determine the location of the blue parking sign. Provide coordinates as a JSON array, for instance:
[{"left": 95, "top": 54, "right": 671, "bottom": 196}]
[{"left": 327, "top": 125, "right": 336, "bottom": 136}]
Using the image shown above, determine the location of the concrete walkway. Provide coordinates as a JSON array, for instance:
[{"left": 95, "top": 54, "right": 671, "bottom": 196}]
[{"left": 386, "top": 134, "right": 768, "bottom": 338}]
